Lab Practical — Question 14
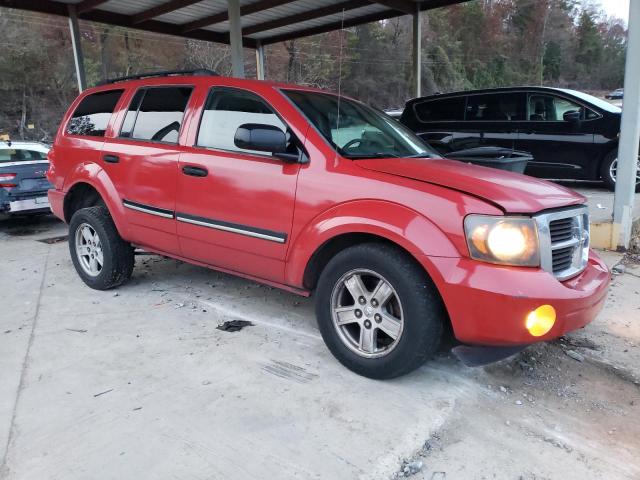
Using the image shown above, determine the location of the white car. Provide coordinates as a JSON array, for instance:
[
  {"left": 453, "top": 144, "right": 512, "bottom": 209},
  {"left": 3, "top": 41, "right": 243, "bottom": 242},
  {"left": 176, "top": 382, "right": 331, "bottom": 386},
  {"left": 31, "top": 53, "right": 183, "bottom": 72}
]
[{"left": 0, "top": 141, "right": 52, "bottom": 216}]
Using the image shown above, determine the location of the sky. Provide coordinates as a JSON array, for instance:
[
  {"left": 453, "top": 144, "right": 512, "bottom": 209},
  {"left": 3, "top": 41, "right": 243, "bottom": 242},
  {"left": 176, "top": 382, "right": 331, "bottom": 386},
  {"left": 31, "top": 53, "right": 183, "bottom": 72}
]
[{"left": 598, "top": 0, "right": 630, "bottom": 23}]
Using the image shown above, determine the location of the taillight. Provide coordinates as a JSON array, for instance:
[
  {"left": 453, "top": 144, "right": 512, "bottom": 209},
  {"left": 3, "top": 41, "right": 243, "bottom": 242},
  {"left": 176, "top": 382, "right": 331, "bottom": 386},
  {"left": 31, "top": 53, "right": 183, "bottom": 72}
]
[{"left": 0, "top": 173, "right": 17, "bottom": 189}]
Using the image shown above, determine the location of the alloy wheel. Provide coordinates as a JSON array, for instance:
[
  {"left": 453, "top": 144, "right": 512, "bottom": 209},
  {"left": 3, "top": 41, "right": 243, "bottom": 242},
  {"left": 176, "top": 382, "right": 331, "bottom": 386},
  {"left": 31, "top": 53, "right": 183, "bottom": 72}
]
[
  {"left": 330, "top": 269, "right": 404, "bottom": 358},
  {"left": 609, "top": 156, "right": 640, "bottom": 184},
  {"left": 75, "top": 223, "right": 104, "bottom": 277}
]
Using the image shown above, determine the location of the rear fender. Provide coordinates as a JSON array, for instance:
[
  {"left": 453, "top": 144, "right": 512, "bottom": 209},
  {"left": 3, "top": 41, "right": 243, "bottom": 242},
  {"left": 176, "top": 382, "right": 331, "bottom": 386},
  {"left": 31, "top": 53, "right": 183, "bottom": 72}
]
[
  {"left": 285, "top": 200, "right": 459, "bottom": 287},
  {"left": 64, "top": 162, "right": 130, "bottom": 238}
]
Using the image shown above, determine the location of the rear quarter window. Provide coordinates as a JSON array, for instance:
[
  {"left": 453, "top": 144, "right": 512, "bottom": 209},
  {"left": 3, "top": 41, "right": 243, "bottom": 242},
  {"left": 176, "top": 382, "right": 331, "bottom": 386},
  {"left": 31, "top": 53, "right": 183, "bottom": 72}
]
[
  {"left": 66, "top": 89, "right": 123, "bottom": 137},
  {"left": 119, "top": 86, "right": 192, "bottom": 144},
  {"left": 413, "top": 97, "right": 466, "bottom": 122}
]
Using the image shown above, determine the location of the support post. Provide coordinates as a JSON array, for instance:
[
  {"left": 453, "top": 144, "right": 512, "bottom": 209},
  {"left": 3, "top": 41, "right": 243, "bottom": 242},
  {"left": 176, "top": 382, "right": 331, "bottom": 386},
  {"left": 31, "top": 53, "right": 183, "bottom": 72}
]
[
  {"left": 412, "top": 5, "right": 421, "bottom": 98},
  {"left": 68, "top": 5, "right": 87, "bottom": 93},
  {"left": 227, "top": 0, "right": 245, "bottom": 78},
  {"left": 255, "top": 40, "right": 265, "bottom": 80},
  {"left": 612, "top": 0, "right": 640, "bottom": 249}
]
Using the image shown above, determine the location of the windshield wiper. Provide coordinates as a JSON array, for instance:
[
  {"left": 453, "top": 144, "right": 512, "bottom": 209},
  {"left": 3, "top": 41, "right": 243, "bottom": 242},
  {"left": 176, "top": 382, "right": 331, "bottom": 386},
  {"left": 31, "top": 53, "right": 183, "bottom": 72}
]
[
  {"left": 342, "top": 152, "right": 401, "bottom": 159},
  {"left": 406, "top": 152, "right": 435, "bottom": 158}
]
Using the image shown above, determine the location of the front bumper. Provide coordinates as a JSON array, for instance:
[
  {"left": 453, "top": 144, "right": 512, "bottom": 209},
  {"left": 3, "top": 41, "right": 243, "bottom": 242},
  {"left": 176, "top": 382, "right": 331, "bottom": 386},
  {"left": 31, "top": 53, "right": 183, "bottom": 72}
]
[{"left": 423, "top": 249, "right": 610, "bottom": 346}]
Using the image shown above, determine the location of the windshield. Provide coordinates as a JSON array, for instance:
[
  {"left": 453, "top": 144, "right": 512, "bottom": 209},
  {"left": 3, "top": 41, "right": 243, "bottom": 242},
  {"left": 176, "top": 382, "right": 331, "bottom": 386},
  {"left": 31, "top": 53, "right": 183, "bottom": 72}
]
[
  {"left": 557, "top": 88, "right": 622, "bottom": 114},
  {"left": 282, "top": 90, "right": 440, "bottom": 159}
]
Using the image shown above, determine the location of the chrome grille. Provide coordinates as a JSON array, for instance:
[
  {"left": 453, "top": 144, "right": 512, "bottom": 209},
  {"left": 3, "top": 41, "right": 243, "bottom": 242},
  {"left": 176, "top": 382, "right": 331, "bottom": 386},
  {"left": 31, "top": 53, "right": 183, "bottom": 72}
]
[{"left": 535, "top": 206, "right": 590, "bottom": 281}]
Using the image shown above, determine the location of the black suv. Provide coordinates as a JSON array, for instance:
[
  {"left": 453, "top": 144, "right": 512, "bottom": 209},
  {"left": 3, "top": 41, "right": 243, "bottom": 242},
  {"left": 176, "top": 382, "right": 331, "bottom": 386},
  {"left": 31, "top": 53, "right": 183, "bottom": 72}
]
[{"left": 400, "top": 86, "right": 638, "bottom": 191}]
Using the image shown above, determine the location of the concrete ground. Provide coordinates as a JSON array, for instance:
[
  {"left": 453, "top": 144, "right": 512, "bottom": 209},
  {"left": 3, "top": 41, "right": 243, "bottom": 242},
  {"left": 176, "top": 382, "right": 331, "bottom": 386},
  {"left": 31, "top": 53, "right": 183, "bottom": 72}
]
[{"left": 1, "top": 185, "right": 639, "bottom": 480}]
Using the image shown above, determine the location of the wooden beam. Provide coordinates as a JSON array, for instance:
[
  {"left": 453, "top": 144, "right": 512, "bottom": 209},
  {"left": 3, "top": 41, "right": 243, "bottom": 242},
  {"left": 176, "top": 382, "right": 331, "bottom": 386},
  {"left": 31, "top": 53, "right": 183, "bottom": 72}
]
[
  {"left": 243, "top": 0, "right": 370, "bottom": 36},
  {"left": 367, "top": 0, "right": 415, "bottom": 14},
  {"left": 261, "top": 9, "right": 404, "bottom": 45},
  {"left": 132, "top": 0, "right": 204, "bottom": 24},
  {"left": 76, "top": 0, "right": 110, "bottom": 14},
  {"left": 181, "top": 0, "right": 296, "bottom": 33}
]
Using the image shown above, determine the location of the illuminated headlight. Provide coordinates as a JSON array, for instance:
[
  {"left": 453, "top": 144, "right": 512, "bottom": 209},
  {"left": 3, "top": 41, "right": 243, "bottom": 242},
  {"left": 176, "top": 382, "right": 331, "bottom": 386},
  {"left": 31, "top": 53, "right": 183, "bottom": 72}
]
[{"left": 464, "top": 215, "right": 540, "bottom": 266}]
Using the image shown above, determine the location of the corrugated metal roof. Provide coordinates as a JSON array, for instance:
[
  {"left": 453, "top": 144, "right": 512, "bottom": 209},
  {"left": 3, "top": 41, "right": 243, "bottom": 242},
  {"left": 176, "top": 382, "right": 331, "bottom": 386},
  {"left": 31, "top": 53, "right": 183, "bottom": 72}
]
[{"left": 0, "top": 0, "right": 471, "bottom": 46}]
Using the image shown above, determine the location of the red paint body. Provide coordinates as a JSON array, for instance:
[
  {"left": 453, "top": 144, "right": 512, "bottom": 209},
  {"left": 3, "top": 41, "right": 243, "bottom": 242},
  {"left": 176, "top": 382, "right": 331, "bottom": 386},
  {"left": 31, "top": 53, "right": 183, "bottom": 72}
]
[{"left": 47, "top": 75, "right": 610, "bottom": 347}]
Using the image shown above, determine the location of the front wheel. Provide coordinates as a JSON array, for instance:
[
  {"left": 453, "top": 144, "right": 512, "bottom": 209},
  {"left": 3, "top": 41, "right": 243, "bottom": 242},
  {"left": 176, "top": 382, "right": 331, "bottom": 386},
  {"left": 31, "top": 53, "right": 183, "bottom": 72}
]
[
  {"left": 600, "top": 150, "right": 640, "bottom": 192},
  {"left": 69, "top": 206, "right": 134, "bottom": 290},
  {"left": 315, "top": 243, "right": 445, "bottom": 379}
]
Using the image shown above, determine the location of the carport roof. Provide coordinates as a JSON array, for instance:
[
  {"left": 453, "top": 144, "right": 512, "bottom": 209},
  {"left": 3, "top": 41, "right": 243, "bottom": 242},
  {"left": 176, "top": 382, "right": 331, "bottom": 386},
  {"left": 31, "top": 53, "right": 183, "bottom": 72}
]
[{"left": 0, "top": 0, "right": 470, "bottom": 48}]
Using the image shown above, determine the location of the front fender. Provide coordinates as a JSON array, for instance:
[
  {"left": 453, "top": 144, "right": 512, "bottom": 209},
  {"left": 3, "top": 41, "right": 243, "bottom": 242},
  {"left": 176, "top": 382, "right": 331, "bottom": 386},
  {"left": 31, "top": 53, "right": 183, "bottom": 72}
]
[
  {"left": 63, "top": 162, "right": 130, "bottom": 239},
  {"left": 285, "top": 200, "right": 460, "bottom": 287}
]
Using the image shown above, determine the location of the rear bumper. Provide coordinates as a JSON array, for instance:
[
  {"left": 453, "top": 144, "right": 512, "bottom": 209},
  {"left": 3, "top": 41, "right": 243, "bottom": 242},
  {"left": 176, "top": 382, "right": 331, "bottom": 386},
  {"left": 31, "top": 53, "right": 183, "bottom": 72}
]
[
  {"left": 422, "top": 249, "right": 610, "bottom": 346},
  {"left": 48, "top": 188, "right": 65, "bottom": 222}
]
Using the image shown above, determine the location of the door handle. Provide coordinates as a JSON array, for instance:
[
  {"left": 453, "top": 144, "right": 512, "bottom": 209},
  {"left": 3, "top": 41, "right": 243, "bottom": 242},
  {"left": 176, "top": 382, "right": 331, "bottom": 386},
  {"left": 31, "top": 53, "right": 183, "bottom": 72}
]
[
  {"left": 182, "top": 165, "right": 208, "bottom": 177},
  {"left": 103, "top": 154, "right": 119, "bottom": 163}
]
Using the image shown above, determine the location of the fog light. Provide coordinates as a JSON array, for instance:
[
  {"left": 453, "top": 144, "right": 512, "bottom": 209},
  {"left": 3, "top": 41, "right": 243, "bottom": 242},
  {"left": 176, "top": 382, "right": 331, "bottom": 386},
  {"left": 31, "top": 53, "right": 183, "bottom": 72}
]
[{"left": 526, "top": 305, "right": 556, "bottom": 337}]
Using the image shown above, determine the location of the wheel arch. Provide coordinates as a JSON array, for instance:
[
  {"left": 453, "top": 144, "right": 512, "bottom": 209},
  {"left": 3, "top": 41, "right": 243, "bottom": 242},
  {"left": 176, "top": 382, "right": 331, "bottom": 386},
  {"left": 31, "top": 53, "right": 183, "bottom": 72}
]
[
  {"left": 285, "top": 200, "right": 460, "bottom": 290},
  {"left": 62, "top": 163, "right": 130, "bottom": 238}
]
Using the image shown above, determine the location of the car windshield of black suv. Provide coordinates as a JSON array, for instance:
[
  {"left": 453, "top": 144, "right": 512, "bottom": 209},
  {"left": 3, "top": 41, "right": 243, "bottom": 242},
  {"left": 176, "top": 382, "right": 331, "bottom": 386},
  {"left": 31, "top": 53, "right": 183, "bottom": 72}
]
[{"left": 283, "top": 90, "right": 439, "bottom": 160}]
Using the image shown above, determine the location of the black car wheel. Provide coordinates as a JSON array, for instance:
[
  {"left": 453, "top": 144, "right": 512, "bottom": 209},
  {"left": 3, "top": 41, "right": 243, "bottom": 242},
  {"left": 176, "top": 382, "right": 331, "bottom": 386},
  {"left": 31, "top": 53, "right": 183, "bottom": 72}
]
[
  {"left": 600, "top": 150, "right": 640, "bottom": 192},
  {"left": 315, "top": 243, "right": 445, "bottom": 379},
  {"left": 69, "top": 206, "right": 134, "bottom": 290}
]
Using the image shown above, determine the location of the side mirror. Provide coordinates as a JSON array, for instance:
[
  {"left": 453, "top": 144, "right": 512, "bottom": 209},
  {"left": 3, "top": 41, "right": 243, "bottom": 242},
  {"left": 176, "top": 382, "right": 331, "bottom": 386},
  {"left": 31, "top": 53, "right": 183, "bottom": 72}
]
[
  {"left": 234, "top": 123, "right": 288, "bottom": 154},
  {"left": 563, "top": 110, "right": 581, "bottom": 123}
]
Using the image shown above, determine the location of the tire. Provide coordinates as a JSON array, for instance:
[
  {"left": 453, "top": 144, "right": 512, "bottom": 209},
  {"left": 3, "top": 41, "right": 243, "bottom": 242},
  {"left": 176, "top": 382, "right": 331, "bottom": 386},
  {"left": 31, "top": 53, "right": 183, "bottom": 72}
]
[
  {"left": 69, "top": 206, "right": 134, "bottom": 290},
  {"left": 315, "top": 243, "right": 445, "bottom": 379},
  {"left": 600, "top": 149, "right": 640, "bottom": 192}
]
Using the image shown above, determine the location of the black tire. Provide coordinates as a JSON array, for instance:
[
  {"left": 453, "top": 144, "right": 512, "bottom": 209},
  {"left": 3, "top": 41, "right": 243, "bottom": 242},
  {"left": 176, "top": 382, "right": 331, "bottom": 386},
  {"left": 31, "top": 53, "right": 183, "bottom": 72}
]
[
  {"left": 600, "top": 150, "right": 640, "bottom": 192},
  {"left": 315, "top": 243, "right": 445, "bottom": 379},
  {"left": 69, "top": 206, "right": 134, "bottom": 290}
]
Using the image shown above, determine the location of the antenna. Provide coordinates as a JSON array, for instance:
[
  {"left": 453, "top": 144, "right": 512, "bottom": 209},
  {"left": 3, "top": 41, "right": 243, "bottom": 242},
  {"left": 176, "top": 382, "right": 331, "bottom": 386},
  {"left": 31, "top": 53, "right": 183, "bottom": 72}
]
[{"left": 334, "top": 8, "right": 345, "bottom": 163}]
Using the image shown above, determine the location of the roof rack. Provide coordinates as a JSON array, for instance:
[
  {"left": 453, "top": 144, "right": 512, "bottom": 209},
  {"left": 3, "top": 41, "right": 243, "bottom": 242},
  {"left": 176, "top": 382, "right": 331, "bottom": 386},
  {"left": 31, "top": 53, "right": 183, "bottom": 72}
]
[{"left": 98, "top": 69, "right": 218, "bottom": 86}]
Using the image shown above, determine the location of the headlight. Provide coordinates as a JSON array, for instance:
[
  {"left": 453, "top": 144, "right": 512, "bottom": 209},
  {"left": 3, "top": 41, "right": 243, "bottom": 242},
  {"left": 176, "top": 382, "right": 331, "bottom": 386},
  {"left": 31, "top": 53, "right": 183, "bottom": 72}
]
[{"left": 464, "top": 215, "right": 540, "bottom": 266}]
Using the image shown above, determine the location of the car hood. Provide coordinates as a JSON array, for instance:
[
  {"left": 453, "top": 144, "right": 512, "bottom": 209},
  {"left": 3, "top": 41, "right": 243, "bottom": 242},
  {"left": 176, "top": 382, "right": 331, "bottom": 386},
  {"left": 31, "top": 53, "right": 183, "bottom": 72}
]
[{"left": 353, "top": 158, "right": 585, "bottom": 213}]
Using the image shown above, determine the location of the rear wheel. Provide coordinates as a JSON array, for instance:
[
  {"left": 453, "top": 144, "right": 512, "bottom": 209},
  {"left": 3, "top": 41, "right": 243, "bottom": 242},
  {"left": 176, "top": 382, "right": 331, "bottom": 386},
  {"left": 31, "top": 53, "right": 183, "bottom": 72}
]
[
  {"left": 69, "top": 206, "right": 134, "bottom": 290},
  {"left": 315, "top": 243, "right": 445, "bottom": 379},
  {"left": 600, "top": 150, "right": 640, "bottom": 192}
]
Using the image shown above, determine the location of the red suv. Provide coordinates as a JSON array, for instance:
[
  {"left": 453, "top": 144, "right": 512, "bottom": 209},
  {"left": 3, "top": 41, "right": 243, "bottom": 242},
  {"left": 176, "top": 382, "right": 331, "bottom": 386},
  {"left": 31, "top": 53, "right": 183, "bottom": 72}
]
[{"left": 47, "top": 70, "right": 610, "bottom": 378}]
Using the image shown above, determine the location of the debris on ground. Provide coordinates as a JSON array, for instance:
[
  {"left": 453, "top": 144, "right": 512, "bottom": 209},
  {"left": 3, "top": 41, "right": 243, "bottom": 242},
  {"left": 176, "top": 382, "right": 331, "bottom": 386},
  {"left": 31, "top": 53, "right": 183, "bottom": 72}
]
[
  {"left": 66, "top": 328, "right": 88, "bottom": 333},
  {"left": 93, "top": 388, "right": 114, "bottom": 397},
  {"left": 612, "top": 264, "right": 626, "bottom": 275},
  {"left": 565, "top": 350, "right": 585, "bottom": 362},
  {"left": 216, "top": 319, "right": 254, "bottom": 332}
]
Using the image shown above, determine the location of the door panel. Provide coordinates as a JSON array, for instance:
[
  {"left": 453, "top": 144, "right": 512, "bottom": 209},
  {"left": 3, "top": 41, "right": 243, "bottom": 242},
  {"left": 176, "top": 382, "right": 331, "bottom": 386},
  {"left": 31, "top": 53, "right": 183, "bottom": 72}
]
[
  {"left": 101, "top": 140, "right": 180, "bottom": 253},
  {"left": 176, "top": 149, "right": 299, "bottom": 282},
  {"left": 99, "top": 85, "right": 193, "bottom": 254},
  {"left": 175, "top": 86, "right": 300, "bottom": 283},
  {"left": 518, "top": 93, "right": 595, "bottom": 179}
]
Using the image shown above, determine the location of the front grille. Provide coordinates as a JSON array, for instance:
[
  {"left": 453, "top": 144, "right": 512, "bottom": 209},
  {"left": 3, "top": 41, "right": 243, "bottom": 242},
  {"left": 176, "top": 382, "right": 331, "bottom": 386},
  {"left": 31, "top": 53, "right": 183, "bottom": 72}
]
[
  {"left": 549, "top": 217, "right": 574, "bottom": 243},
  {"left": 535, "top": 206, "right": 590, "bottom": 281}
]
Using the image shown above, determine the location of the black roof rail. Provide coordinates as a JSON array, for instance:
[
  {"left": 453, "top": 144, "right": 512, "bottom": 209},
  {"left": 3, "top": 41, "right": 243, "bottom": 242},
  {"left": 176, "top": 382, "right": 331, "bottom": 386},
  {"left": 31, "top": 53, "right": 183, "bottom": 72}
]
[{"left": 97, "top": 69, "right": 218, "bottom": 86}]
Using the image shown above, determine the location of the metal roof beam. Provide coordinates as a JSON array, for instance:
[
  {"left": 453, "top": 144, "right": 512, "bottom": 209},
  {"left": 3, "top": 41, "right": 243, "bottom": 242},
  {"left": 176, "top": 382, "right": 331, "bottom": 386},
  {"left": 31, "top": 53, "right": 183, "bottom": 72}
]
[
  {"left": 243, "top": 0, "right": 371, "bottom": 36},
  {"left": 261, "top": 8, "right": 403, "bottom": 45},
  {"left": 132, "top": 0, "right": 204, "bottom": 24},
  {"left": 181, "top": 0, "right": 296, "bottom": 33},
  {"left": 76, "top": 0, "right": 110, "bottom": 14},
  {"left": 366, "top": 0, "right": 414, "bottom": 14}
]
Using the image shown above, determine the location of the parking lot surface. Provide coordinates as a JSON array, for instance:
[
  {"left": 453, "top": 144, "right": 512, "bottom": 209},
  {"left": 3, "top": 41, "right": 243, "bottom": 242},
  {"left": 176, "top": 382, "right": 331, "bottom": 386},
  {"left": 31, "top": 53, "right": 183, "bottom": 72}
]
[{"left": 1, "top": 187, "right": 639, "bottom": 480}]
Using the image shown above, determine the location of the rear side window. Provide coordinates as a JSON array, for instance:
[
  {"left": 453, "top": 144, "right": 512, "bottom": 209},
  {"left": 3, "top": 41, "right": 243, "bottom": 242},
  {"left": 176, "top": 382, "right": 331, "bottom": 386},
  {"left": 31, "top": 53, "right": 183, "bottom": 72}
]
[
  {"left": 67, "top": 90, "right": 123, "bottom": 137},
  {"left": 413, "top": 97, "right": 465, "bottom": 122},
  {"left": 197, "top": 87, "right": 287, "bottom": 155},
  {"left": 120, "top": 86, "right": 192, "bottom": 143},
  {"left": 466, "top": 93, "right": 525, "bottom": 121},
  {"left": 0, "top": 149, "right": 48, "bottom": 162}
]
